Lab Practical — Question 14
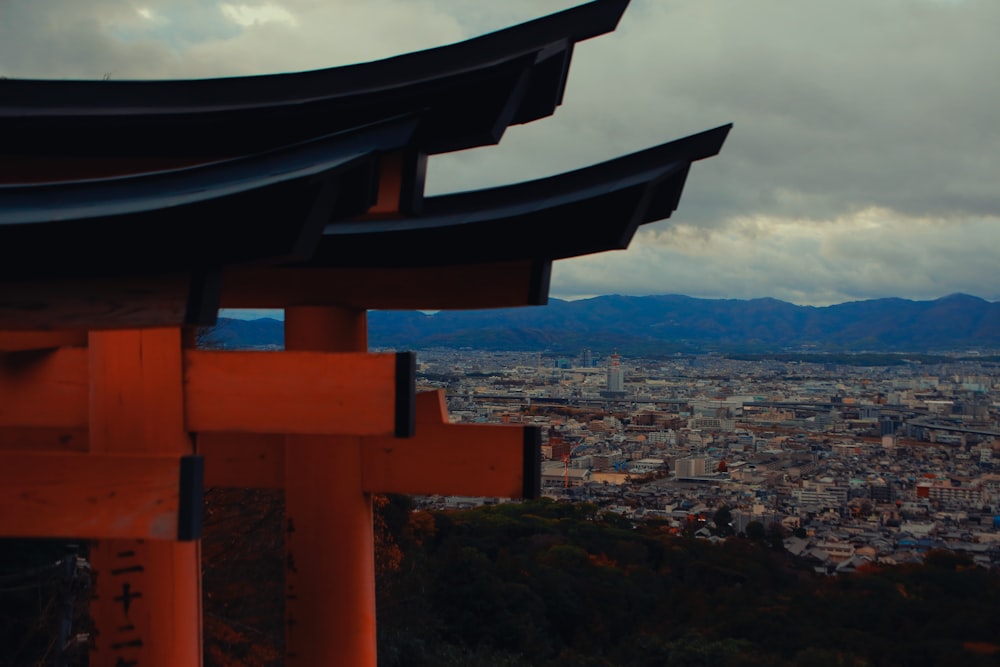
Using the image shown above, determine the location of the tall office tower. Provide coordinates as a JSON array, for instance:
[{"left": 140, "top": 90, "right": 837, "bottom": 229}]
[
  {"left": 607, "top": 351, "right": 624, "bottom": 394},
  {"left": 582, "top": 348, "right": 593, "bottom": 368}
]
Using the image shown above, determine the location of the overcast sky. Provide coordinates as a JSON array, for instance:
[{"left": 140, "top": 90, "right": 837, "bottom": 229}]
[{"left": 4, "top": 0, "right": 998, "bottom": 307}]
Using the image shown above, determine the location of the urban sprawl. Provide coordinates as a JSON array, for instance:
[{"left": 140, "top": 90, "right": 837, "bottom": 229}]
[{"left": 409, "top": 348, "right": 1000, "bottom": 573}]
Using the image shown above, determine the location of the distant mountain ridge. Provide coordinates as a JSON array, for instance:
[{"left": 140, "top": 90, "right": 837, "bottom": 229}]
[{"left": 208, "top": 293, "right": 1000, "bottom": 354}]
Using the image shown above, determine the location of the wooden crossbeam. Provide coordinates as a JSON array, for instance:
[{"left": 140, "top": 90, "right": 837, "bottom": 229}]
[
  {"left": 185, "top": 350, "right": 415, "bottom": 437},
  {"left": 0, "top": 259, "right": 551, "bottom": 333},
  {"left": 0, "top": 452, "right": 202, "bottom": 540},
  {"left": 0, "top": 347, "right": 415, "bottom": 437},
  {"left": 220, "top": 260, "right": 551, "bottom": 310},
  {"left": 0, "top": 427, "right": 88, "bottom": 452},
  {"left": 199, "top": 391, "right": 540, "bottom": 498},
  {"left": 0, "top": 272, "right": 217, "bottom": 330}
]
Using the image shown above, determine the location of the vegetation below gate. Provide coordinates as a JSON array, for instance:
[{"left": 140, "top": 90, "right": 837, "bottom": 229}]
[
  {"left": 373, "top": 496, "right": 1000, "bottom": 667},
  {"left": 5, "top": 493, "right": 999, "bottom": 666}
]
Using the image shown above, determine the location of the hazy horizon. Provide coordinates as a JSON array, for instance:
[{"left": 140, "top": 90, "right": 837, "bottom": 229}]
[{"left": 220, "top": 291, "right": 996, "bottom": 321}]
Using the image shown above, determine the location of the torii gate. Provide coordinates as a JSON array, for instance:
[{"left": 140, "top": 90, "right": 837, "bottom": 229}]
[
  {"left": 0, "top": 2, "right": 730, "bottom": 664},
  {"left": 0, "top": 310, "right": 538, "bottom": 666}
]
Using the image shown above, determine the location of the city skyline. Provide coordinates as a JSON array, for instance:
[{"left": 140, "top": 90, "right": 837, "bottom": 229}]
[{"left": 6, "top": 0, "right": 999, "bottom": 305}]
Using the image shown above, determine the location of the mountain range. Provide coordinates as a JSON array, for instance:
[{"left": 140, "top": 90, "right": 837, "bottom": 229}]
[{"left": 206, "top": 293, "right": 1000, "bottom": 354}]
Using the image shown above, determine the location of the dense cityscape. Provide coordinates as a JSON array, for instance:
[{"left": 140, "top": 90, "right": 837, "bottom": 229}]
[{"left": 410, "top": 348, "right": 1000, "bottom": 573}]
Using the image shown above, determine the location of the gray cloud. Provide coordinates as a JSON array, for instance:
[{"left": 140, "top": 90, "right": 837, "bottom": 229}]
[
  {"left": 430, "top": 0, "right": 1000, "bottom": 221},
  {"left": 3, "top": 0, "right": 997, "bottom": 305},
  {"left": 553, "top": 212, "right": 1000, "bottom": 305}
]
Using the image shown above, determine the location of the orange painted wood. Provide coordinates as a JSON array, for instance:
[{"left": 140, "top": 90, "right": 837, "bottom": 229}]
[
  {"left": 368, "top": 150, "right": 404, "bottom": 216},
  {"left": 220, "top": 260, "right": 550, "bottom": 310},
  {"left": 184, "top": 349, "right": 400, "bottom": 435},
  {"left": 89, "top": 329, "right": 190, "bottom": 454},
  {"left": 284, "top": 307, "right": 377, "bottom": 666},
  {"left": 352, "top": 149, "right": 427, "bottom": 219},
  {"left": 0, "top": 274, "right": 192, "bottom": 330},
  {"left": 89, "top": 540, "right": 203, "bottom": 667},
  {"left": 362, "top": 391, "right": 531, "bottom": 498},
  {"left": 0, "top": 451, "right": 188, "bottom": 539},
  {"left": 0, "top": 427, "right": 88, "bottom": 451},
  {"left": 87, "top": 329, "right": 202, "bottom": 667},
  {"left": 198, "top": 391, "right": 534, "bottom": 498},
  {"left": 0, "top": 330, "right": 87, "bottom": 351},
  {"left": 285, "top": 306, "right": 367, "bottom": 351},
  {"left": 0, "top": 348, "right": 88, "bottom": 428},
  {"left": 285, "top": 434, "right": 375, "bottom": 665},
  {"left": 199, "top": 432, "right": 284, "bottom": 488}
]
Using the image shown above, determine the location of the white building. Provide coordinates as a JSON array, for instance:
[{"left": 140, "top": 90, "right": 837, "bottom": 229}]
[{"left": 675, "top": 455, "right": 711, "bottom": 478}]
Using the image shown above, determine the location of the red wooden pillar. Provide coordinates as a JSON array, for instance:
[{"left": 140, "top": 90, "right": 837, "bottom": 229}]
[
  {"left": 88, "top": 328, "right": 202, "bottom": 667},
  {"left": 283, "top": 307, "right": 377, "bottom": 665}
]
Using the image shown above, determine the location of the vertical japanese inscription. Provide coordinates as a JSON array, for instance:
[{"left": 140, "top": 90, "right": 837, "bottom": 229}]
[
  {"left": 87, "top": 329, "right": 202, "bottom": 666},
  {"left": 93, "top": 542, "right": 146, "bottom": 666}
]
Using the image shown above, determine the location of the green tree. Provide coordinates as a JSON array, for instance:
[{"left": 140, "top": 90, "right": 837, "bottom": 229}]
[
  {"left": 712, "top": 505, "right": 734, "bottom": 537},
  {"left": 745, "top": 521, "right": 766, "bottom": 541}
]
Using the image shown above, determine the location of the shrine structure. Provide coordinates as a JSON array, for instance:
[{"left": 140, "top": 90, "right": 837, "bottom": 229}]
[{"left": 0, "top": 0, "right": 730, "bottom": 664}]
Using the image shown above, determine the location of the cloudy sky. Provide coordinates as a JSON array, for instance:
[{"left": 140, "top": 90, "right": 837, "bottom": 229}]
[{"left": 4, "top": 0, "right": 998, "bottom": 306}]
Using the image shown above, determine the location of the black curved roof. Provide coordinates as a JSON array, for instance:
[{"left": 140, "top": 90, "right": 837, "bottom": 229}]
[
  {"left": 0, "top": 0, "right": 736, "bottom": 329},
  {"left": 0, "top": 0, "right": 629, "bottom": 159},
  {"left": 0, "top": 116, "right": 419, "bottom": 280},
  {"left": 303, "top": 124, "right": 732, "bottom": 267}
]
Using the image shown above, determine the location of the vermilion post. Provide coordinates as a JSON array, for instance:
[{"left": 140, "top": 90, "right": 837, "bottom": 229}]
[
  {"left": 283, "top": 307, "right": 377, "bottom": 665},
  {"left": 87, "top": 329, "right": 202, "bottom": 667}
]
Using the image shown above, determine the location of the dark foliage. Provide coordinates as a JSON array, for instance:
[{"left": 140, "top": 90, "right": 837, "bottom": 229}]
[
  {"left": 0, "top": 539, "right": 90, "bottom": 667},
  {"left": 9, "top": 496, "right": 998, "bottom": 666},
  {"left": 376, "top": 498, "right": 1000, "bottom": 667},
  {"left": 202, "top": 488, "right": 285, "bottom": 666}
]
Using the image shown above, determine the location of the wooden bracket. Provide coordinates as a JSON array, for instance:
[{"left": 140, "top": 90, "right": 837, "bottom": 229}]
[
  {"left": 199, "top": 390, "right": 541, "bottom": 498},
  {"left": 0, "top": 452, "right": 203, "bottom": 540},
  {"left": 362, "top": 391, "right": 540, "bottom": 498}
]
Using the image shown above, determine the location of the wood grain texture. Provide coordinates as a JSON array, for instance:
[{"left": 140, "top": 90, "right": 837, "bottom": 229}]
[
  {"left": 184, "top": 350, "right": 404, "bottom": 436},
  {"left": 0, "top": 452, "right": 188, "bottom": 539},
  {"left": 0, "top": 275, "right": 193, "bottom": 330},
  {"left": 0, "top": 348, "right": 88, "bottom": 428},
  {"left": 0, "top": 427, "right": 88, "bottom": 451},
  {"left": 198, "top": 432, "right": 284, "bottom": 488},
  {"left": 362, "top": 390, "right": 533, "bottom": 498},
  {"left": 88, "top": 328, "right": 190, "bottom": 454}
]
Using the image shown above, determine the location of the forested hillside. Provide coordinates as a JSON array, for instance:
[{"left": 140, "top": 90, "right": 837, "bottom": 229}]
[
  {"left": 4, "top": 496, "right": 999, "bottom": 666},
  {"left": 372, "top": 497, "right": 1000, "bottom": 667}
]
